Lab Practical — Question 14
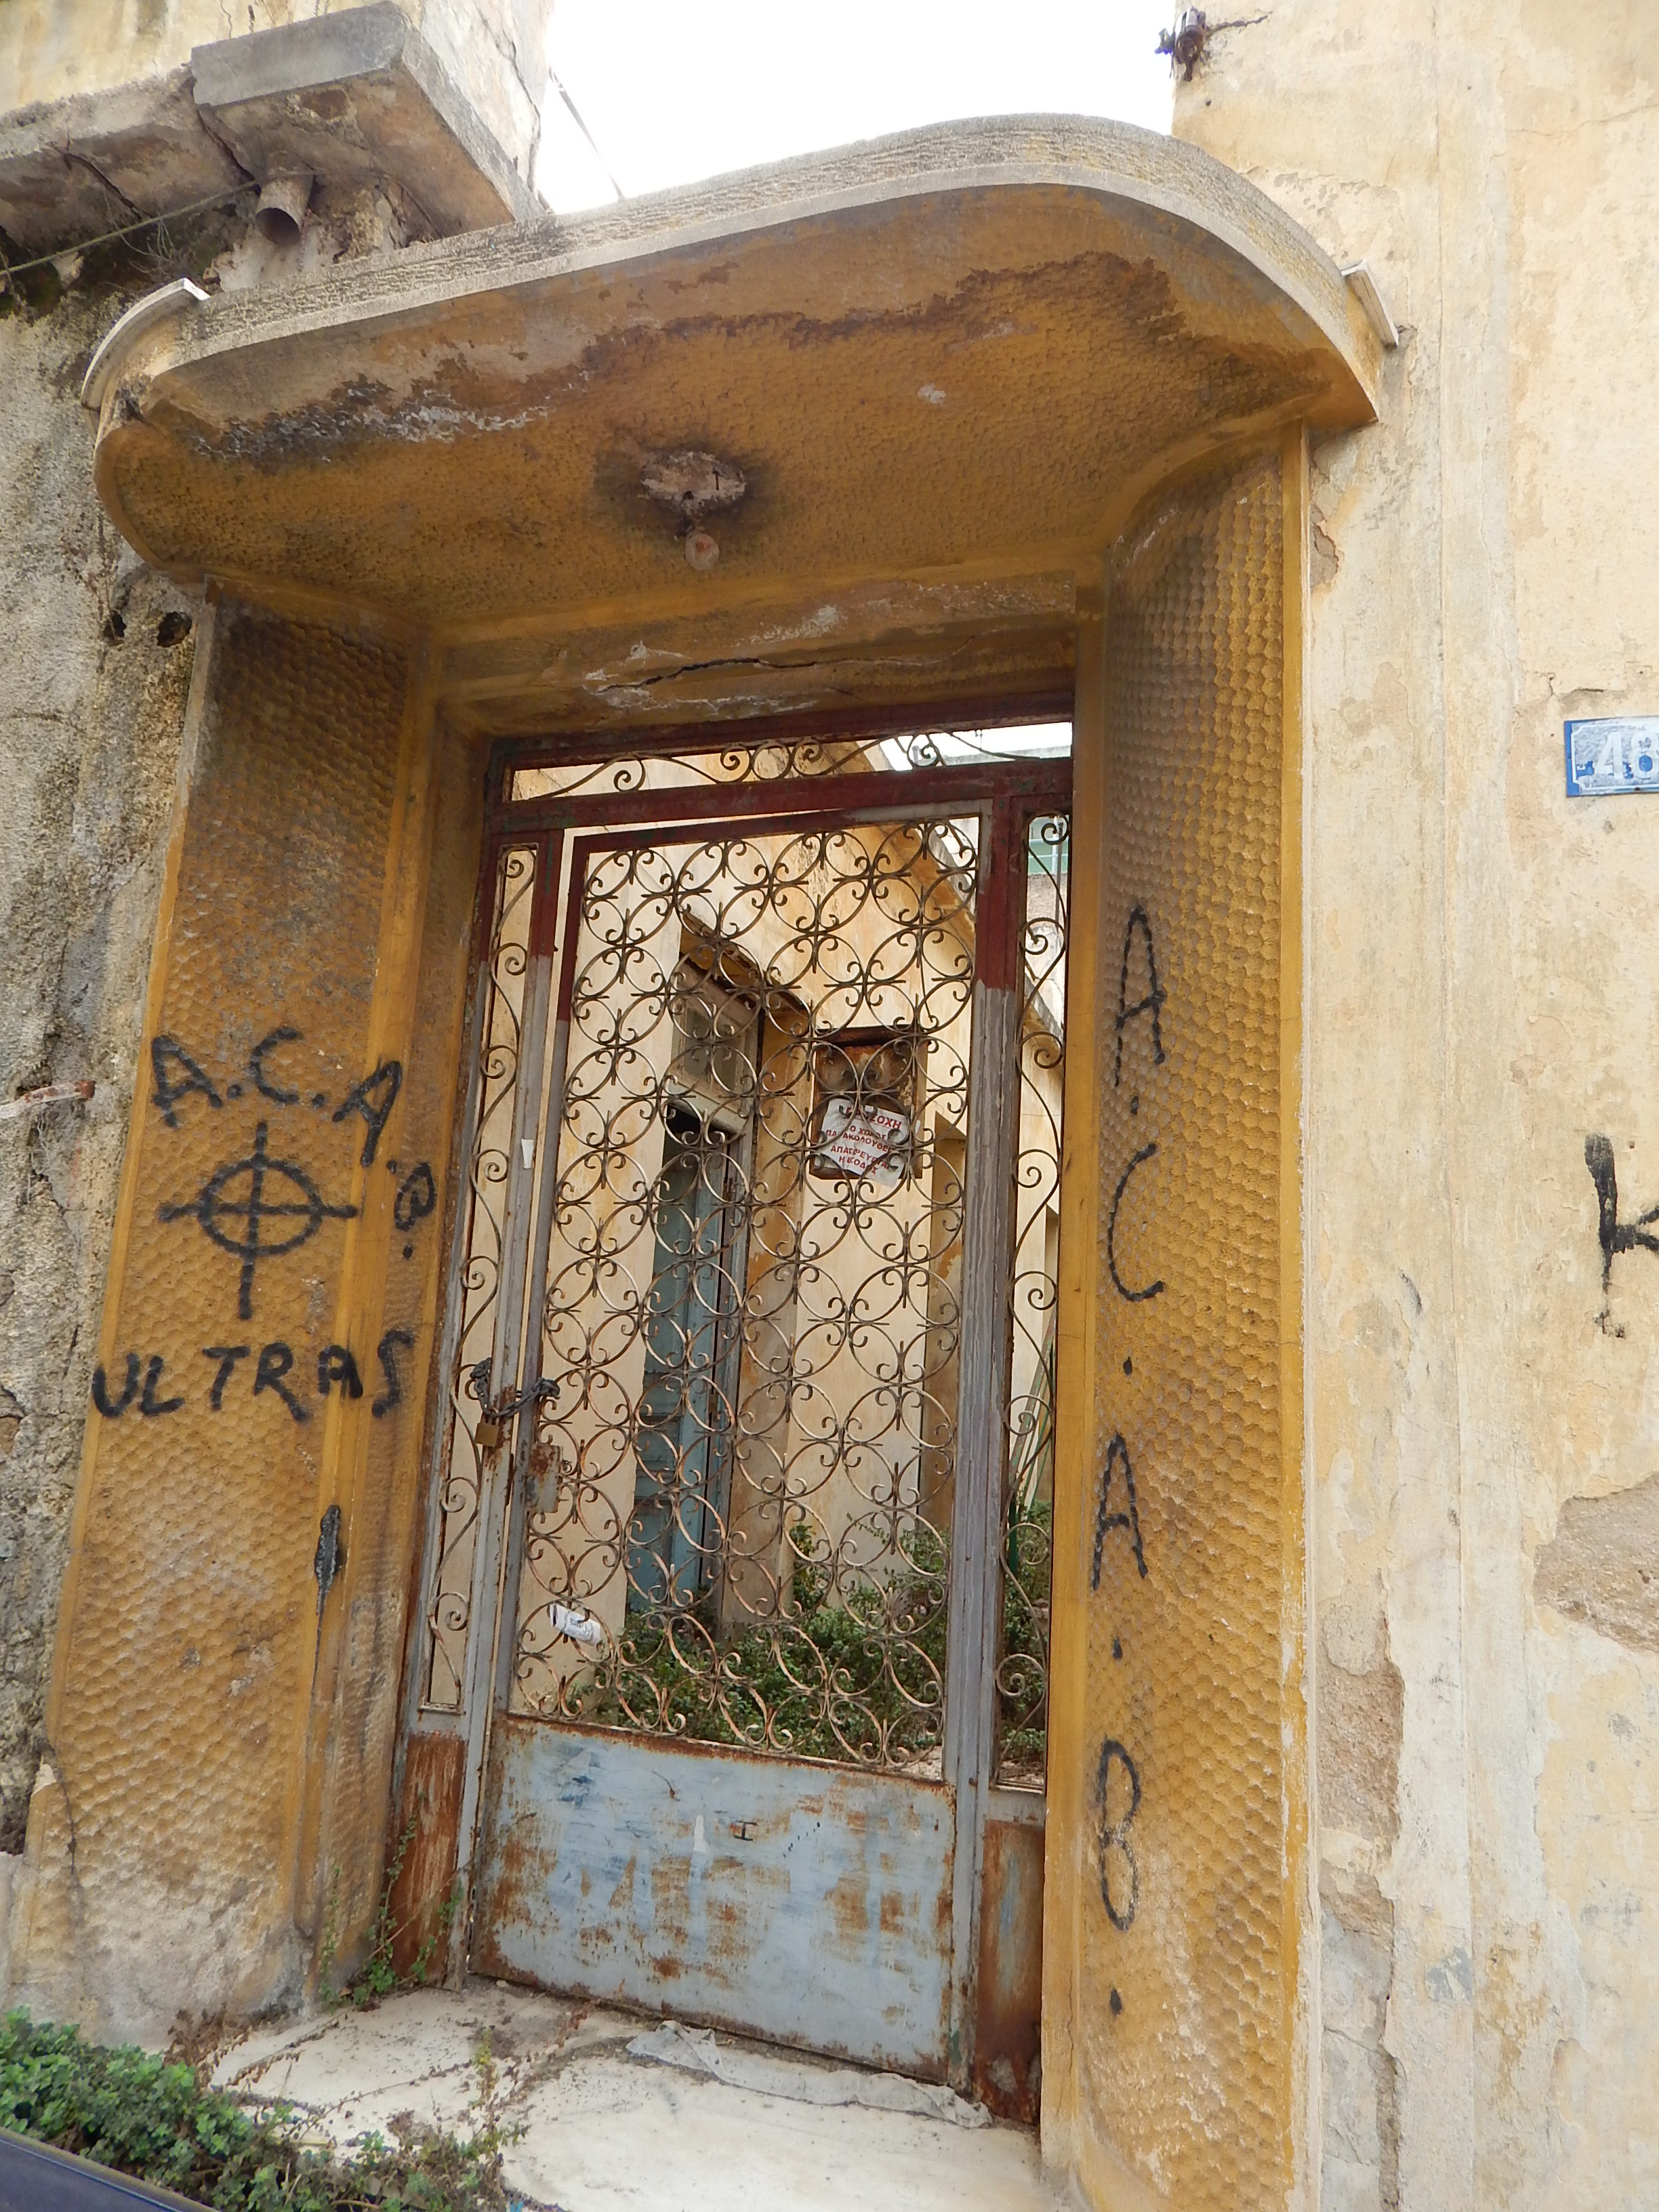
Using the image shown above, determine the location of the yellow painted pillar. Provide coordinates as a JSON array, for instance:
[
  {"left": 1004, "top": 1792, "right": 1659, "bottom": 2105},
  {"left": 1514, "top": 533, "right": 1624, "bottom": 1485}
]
[
  {"left": 1045, "top": 434, "right": 1310, "bottom": 2209},
  {"left": 13, "top": 600, "right": 478, "bottom": 2036}
]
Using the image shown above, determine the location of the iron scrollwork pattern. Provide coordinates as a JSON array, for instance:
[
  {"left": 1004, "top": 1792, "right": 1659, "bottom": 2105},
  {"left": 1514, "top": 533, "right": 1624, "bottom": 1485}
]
[
  {"left": 994, "top": 811, "right": 1069, "bottom": 1786},
  {"left": 419, "top": 844, "right": 537, "bottom": 1711},
  {"left": 507, "top": 726, "right": 1069, "bottom": 806},
  {"left": 509, "top": 818, "right": 983, "bottom": 1771},
  {"left": 510, "top": 737, "right": 871, "bottom": 804}
]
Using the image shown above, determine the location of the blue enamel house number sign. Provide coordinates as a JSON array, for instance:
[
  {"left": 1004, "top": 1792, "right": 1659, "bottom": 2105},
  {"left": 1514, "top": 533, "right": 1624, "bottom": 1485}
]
[{"left": 1565, "top": 717, "right": 1659, "bottom": 796}]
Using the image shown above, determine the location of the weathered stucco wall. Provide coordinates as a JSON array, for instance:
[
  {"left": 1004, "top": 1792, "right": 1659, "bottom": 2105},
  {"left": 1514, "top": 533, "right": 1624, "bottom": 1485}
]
[
  {"left": 1176, "top": 6, "right": 1659, "bottom": 2207},
  {"left": 0, "top": 288, "right": 199, "bottom": 1862}
]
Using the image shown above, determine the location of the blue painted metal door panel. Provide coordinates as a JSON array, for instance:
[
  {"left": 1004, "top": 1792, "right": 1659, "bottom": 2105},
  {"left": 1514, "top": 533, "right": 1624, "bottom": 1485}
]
[{"left": 473, "top": 1717, "right": 956, "bottom": 2077}]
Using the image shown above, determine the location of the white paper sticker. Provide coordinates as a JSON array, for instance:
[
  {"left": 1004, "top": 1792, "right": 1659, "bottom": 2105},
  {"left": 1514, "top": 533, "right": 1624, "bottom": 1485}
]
[
  {"left": 548, "top": 1601, "right": 605, "bottom": 1648},
  {"left": 813, "top": 1097, "right": 909, "bottom": 1187}
]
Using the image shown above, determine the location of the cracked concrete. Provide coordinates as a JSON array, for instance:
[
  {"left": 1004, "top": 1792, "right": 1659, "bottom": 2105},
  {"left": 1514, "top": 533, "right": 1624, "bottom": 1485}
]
[{"left": 212, "top": 1982, "right": 1071, "bottom": 2212}]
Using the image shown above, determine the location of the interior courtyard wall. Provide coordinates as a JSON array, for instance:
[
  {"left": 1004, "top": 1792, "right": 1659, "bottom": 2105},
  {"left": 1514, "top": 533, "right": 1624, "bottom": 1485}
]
[{"left": 1176, "top": 5, "right": 1659, "bottom": 2207}]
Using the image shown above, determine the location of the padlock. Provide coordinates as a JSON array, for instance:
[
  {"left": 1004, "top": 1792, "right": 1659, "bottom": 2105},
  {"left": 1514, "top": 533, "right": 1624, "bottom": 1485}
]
[{"left": 474, "top": 1414, "right": 506, "bottom": 1452}]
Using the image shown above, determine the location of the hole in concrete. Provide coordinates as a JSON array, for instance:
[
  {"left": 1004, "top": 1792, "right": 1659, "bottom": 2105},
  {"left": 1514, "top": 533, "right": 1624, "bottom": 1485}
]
[
  {"left": 156, "top": 611, "right": 192, "bottom": 647},
  {"left": 641, "top": 449, "right": 747, "bottom": 520}
]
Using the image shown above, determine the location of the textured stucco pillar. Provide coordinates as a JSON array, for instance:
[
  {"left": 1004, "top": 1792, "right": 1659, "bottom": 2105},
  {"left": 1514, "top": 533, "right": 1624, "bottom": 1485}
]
[
  {"left": 1047, "top": 437, "right": 1308, "bottom": 2209},
  {"left": 7, "top": 602, "right": 479, "bottom": 2037}
]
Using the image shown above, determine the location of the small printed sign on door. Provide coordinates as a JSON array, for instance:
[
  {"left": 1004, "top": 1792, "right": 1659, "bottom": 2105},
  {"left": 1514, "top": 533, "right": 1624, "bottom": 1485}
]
[
  {"left": 1565, "top": 716, "right": 1659, "bottom": 796},
  {"left": 813, "top": 1097, "right": 910, "bottom": 1187}
]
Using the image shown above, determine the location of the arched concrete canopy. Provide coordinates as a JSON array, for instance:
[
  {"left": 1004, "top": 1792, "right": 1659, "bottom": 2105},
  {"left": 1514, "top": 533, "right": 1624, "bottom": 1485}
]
[{"left": 85, "top": 115, "right": 1376, "bottom": 731}]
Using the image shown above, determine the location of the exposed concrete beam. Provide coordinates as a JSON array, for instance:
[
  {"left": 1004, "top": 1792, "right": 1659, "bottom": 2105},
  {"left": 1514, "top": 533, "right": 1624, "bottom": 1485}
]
[
  {"left": 0, "top": 66, "right": 244, "bottom": 255},
  {"left": 0, "top": 2, "right": 534, "bottom": 255}
]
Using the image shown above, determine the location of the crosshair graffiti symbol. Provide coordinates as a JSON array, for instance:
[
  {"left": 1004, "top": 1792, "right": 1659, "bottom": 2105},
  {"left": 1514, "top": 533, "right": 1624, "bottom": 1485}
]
[{"left": 159, "top": 1120, "right": 358, "bottom": 1319}]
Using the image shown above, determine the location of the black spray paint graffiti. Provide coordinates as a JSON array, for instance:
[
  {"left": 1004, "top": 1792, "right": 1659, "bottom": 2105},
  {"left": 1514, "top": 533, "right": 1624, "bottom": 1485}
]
[
  {"left": 372, "top": 1328, "right": 415, "bottom": 1418},
  {"left": 150, "top": 1038, "right": 222, "bottom": 1128},
  {"left": 393, "top": 1161, "right": 436, "bottom": 1258},
  {"left": 1091, "top": 1433, "right": 1148, "bottom": 1588},
  {"left": 312, "top": 1502, "right": 345, "bottom": 1683},
  {"left": 150, "top": 1028, "right": 403, "bottom": 1145},
  {"left": 202, "top": 1345, "right": 247, "bottom": 1410},
  {"left": 160, "top": 1120, "right": 359, "bottom": 1321},
  {"left": 150, "top": 1028, "right": 436, "bottom": 1317},
  {"left": 333, "top": 1059, "right": 403, "bottom": 1168},
  {"left": 1113, "top": 905, "right": 1167, "bottom": 1092},
  {"left": 314, "top": 1503, "right": 344, "bottom": 1616},
  {"left": 89, "top": 1353, "right": 184, "bottom": 1418},
  {"left": 318, "top": 1343, "right": 363, "bottom": 1400},
  {"left": 1107, "top": 905, "right": 1168, "bottom": 1304},
  {"left": 93, "top": 1328, "right": 417, "bottom": 1427},
  {"left": 1107, "top": 1144, "right": 1166, "bottom": 1305},
  {"left": 253, "top": 1341, "right": 307, "bottom": 1422},
  {"left": 249, "top": 1025, "right": 303, "bottom": 1105},
  {"left": 108, "top": 1022, "right": 435, "bottom": 1439},
  {"left": 1094, "top": 905, "right": 1168, "bottom": 1969},
  {"left": 1095, "top": 1737, "right": 1143, "bottom": 1933},
  {"left": 1586, "top": 1134, "right": 1659, "bottom": 1330}
]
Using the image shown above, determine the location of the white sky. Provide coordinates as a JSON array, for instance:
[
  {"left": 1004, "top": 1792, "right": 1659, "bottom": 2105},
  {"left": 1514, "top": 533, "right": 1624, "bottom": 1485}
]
[{"left": 534, "top": 0, "right": 1174, "bottom": 212}]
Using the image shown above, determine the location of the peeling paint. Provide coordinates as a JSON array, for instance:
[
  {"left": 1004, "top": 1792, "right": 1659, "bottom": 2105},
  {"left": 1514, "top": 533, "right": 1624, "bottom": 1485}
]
[{"left": 1536, "top": 1477, "right": 1659, "bottom": 1656}]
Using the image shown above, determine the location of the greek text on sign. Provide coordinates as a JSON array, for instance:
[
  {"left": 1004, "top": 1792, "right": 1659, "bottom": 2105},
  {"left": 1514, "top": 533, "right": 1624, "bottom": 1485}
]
[
  {"left": 1565, "top": 717, "right": 1659, "bottom": 797},
  {"left": 814, "top": 1097, "right": 909, "bottom": 1187}
]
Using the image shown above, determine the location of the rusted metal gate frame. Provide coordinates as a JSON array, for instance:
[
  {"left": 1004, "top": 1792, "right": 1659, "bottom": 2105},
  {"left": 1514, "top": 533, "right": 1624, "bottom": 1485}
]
[{"left": 404, "top": 738, "right": 1070, "bottom": 2089}]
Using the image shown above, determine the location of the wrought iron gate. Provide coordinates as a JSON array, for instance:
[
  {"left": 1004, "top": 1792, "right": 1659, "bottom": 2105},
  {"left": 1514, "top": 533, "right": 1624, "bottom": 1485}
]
[{"left": 409, "top": 730, "right": 1069, "bottom": 2091}]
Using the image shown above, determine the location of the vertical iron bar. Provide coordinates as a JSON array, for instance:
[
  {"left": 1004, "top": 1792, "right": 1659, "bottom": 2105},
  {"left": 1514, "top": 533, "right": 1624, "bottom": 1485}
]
[
  {"left": 942, "top": 799, "right": 1023, "bottom": 2085},
  {"left": 447, "top": 834, "right": 558, "bottom": 1980},
  {"left": 493, "top": 834, "right": 578, "bottom": 1714},
  {"left": 403, "top": 836, "right": 500, "bottom": 1738}
]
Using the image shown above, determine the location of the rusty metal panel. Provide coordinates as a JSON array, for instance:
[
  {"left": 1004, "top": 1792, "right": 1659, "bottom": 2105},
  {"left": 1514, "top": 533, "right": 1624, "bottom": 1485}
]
[
  {"left": 386, "top": 1730, "right": 464, "bottom": 1980},
  {"left": 473, "top": 1717, "right": 955, "bottom": 2077},
  {"left": 975, "top": 1813, "right": 1044, "bottom": 2122}
]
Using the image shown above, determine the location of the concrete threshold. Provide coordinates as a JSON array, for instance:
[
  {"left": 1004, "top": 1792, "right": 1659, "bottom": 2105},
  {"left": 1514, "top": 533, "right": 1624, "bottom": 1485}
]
[{"left": 213, "top": 1980, "right": 1071, "bottom": 2211}]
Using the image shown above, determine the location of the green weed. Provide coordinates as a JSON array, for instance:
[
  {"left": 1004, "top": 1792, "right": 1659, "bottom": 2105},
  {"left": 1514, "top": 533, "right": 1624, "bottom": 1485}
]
[
  {"left": 579, "top": 1496, "right": 1051, "bottom": 1779},
  {"left": 0, "top": 2011, "right": 513, "bottom": 2210},
  {"left": 318, "top": 1819, "right": 459, "bottom": 2015}
]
